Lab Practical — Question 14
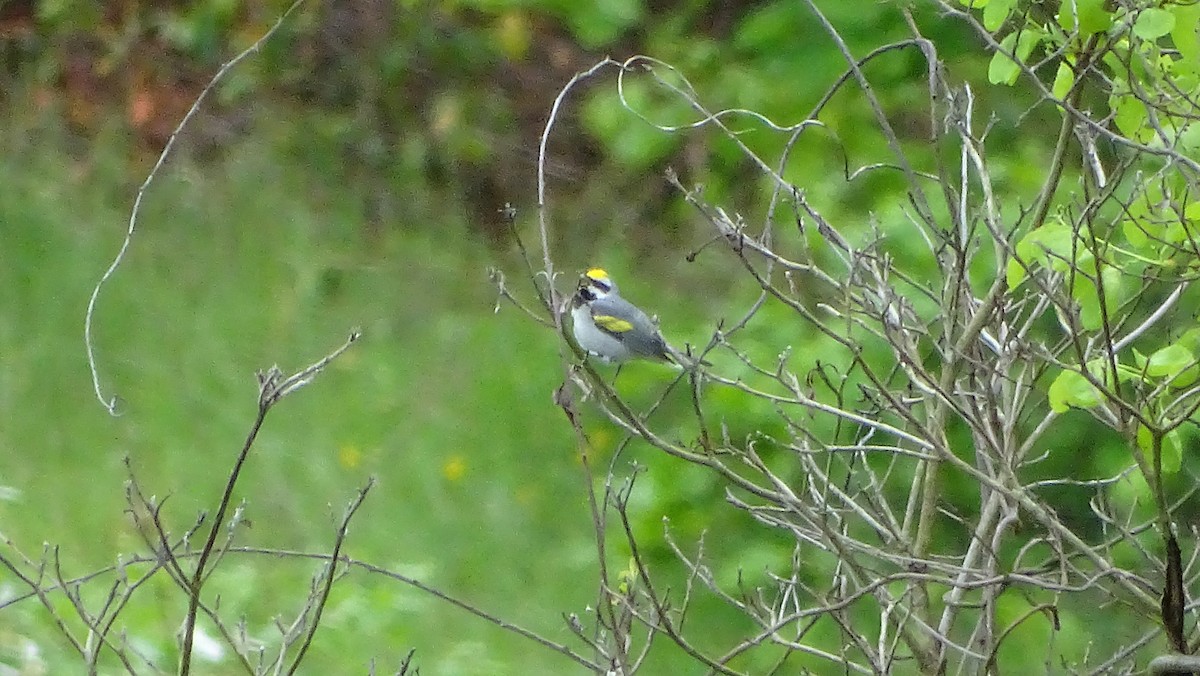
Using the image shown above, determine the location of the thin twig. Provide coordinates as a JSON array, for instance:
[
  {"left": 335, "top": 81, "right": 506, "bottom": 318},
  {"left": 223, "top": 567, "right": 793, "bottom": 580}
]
[{"left": 83, "top": 0, "right": 309, "bottom": 415}]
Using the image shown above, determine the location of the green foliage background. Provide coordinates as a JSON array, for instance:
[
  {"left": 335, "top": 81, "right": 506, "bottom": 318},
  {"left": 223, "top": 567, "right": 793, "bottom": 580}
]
[{"left": 1, "top": 0, "right": 1187, "bottom": 672}]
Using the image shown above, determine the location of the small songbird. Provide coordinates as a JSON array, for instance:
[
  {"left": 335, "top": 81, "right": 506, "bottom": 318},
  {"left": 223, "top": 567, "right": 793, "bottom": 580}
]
[{"left": 570, "top": 267, "right": 700, "bottom": 367}]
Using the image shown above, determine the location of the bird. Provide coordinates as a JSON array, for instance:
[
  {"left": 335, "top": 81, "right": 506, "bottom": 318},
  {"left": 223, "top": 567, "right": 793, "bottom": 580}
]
[{"left": 570, "top": 267, "right": 701, "bottom": 367}]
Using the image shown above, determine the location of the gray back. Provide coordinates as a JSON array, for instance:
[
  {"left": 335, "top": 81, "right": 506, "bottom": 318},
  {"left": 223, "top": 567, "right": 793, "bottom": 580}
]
[{"left": 590, "top": 295, "right": 670, "bottom": 360}]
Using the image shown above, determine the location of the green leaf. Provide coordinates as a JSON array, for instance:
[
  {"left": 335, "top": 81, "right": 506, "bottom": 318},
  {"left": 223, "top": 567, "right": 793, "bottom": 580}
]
[
  {"left": 1122, "top": 219, "right": 1149, "bottom": 249},
  {"left": 1147, "top": 344, "right": 1192, "bottom": 375},
  {"left": 988, "top": 29, "right": 1042, "bottom": 86},
  {"left": 1079, "top": 264, "right": 1122, "bottom": 331},
  {"left": 1006, "top": 257, "right": 1028, "bottom": 287},
  {"left": 1185, "top": 201, "right": 1200, "bottom": 223},
  {"left": 1085, "top": 356, "right": 1139, "bottom": 384},
  {"left": 1058, "top": 0, "right": 1111, "bottom": 34},
  {"left": 1171, "top": 4, "right": 1200, "bottom": 63},
  {"left": 1113, "top": 92, "right": 1149, "bottom": 140},
  {"left": 989, "top": 33, "right": 1021, "bottom": 85},
  {"left": 1174, "top": 367, "right": 1199, "bottom": 389},
  {"left": 1146, "top": 343, "right": 1197, "bottom": 386},
  {"left": 1133, "top": 8, "right": 1175, "bottom": 40},
  {"left": 1052, "top": 61, "right": 1075, "bottom": 100},
  {"left": 1178, "top": 124, "right": 1200, "bottom": 155},
  {"left": 1178, "top": 327, "right": 1200, "bottom": 353},
  {"left": 1139, "top": 425, "right": 1184, "bottom": 474},
  {"left": 1048, "top": 369, "right": 1102, "bottom": 413},
  {"left": 1163, "top": 429, "right": 1183, "bottom": 473},
  {"left": 1015, "top": 219, "right": 1082, "bottom": 274},
  {"left": 1162, "top": 212, "right": 1200, "bottom": 246},
  {"left": 1077, "top": 284, "right": 1102, "bottom": 330},
  {"left": 984, "top": 0, "right": 1016, "bottom": 32},
  {"left": 1136, "top": 422, "right": 1152, "bottom": 453},
  {"left": 1058, "top": 0, "right": 1075, "bottom": 30},
  {"left": 1076, "top": 0, "right": 1111, "bottom": 35}
]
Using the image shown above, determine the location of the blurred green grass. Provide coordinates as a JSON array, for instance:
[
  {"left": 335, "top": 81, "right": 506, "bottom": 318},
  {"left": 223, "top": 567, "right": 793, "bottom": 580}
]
[
  {"left": 0, "top": 121, "right": 598, "bottom": 672},
  {"left": 0, "top": 115, "right": 793, "bottom": 673}
]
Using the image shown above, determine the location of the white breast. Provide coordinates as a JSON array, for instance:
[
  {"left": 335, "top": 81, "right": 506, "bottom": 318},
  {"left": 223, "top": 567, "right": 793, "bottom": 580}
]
[{"left": 571, "top": 304, "right": 631, "bottom": 362}]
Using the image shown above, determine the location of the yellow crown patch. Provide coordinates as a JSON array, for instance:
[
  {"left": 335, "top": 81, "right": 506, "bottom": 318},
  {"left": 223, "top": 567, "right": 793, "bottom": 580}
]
[{"left": 585, "top": 268, "right": 610, "bottom": 281}]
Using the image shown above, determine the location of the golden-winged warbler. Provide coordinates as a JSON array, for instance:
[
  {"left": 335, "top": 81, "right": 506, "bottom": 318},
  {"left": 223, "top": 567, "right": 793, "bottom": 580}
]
[{"left": 570, "top": 268, "right": 701, "bottom": 367}]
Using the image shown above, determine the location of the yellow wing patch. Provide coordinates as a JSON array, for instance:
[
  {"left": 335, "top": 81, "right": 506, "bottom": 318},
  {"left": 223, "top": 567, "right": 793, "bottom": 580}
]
[{"left": 593, "top": 315, "right": 634, "bottom": 333}]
